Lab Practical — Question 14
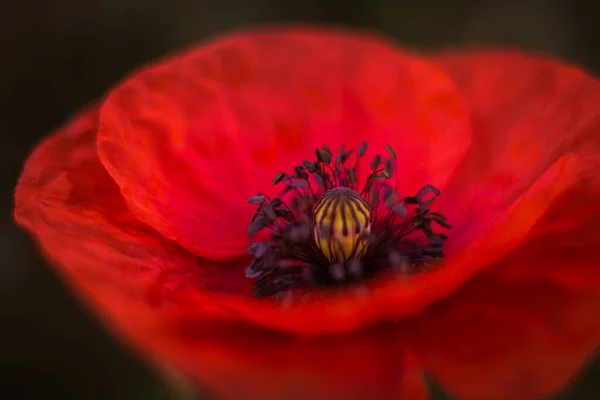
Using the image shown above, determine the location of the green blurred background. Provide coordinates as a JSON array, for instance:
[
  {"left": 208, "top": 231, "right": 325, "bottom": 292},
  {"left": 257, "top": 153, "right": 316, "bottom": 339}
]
[{"left": 1, "top": 1, "right": 599, "bottom": 398}]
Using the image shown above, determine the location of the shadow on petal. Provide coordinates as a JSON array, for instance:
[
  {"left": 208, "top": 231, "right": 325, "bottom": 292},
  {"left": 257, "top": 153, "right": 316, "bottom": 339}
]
[
  {"left": 151, "top": 319, "right": 428, "bottom": 400},
  {"left": 403, "top": 274, "right": 600, "bottom": 400}
]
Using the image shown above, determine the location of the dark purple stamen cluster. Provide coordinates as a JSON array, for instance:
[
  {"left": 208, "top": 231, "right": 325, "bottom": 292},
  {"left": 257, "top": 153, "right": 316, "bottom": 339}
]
[{"left": 245, "top": 142, "right": 451, "bottom": 299}]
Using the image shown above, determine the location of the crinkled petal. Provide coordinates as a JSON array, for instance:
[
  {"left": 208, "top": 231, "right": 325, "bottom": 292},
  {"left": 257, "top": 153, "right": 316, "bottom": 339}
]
[
  {"left": 399, "top": 51, "right": 600, "bottom": 400},
  {"left": 13, "top": 107, "right": 426, "bottom": 400},
  {"left": 434, "top": 51, "right": 600, "bottom": 254},
  {"left": 14, "top": 107, "right": 216, "bottom": 299},
  {"left": 97, "top": 27, "right": 471, "bottom": 261}
]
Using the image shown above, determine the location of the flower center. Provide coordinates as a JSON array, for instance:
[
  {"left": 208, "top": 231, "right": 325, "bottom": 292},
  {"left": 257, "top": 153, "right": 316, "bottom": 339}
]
[
  {"left": 246, "top": 143, "right": 451, "bottom": 300},
  {"left": 313, "top": 187, "right": 371, "bottom": 263}
]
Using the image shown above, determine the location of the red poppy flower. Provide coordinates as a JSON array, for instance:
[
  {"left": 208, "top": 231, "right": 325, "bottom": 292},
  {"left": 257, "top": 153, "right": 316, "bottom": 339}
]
[{"left": 14, "top": 27, "right": 600, "bottom": 400}]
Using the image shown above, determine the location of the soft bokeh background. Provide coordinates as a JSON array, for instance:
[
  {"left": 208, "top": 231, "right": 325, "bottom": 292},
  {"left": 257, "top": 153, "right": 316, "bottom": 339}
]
[{"left": 1, "top": 1, "right": 599, "bottom": 398}]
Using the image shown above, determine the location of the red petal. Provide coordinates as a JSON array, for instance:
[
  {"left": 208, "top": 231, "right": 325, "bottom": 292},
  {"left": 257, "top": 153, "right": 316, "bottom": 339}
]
[
  {"left": 403, "top": 268, "right": 600, "bottom": 400},
  {"left": 152, "top": 320, "right": 427, "bottom": 400},
  {"left": 97, "top": 27, "right": 471, "bottom": 261},
  {"left": 431, "top": 51, "right": 600, "bottom": 295},
  {"left": 433, "top": 51, "right": 600, "bottom": 254},
  {"left": 14, "top": 107, "right": 210, "bottom": 299},
  {"left": 14, "top": 107, "right": 426, "bottom": 400},
  {"left": 399, "top": 51, "right": 600, "bottom": 399}
]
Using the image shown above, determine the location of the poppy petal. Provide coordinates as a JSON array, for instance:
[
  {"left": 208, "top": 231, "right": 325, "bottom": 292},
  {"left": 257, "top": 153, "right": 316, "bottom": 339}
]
[
  {"left": 14, "top": 107, "right": 209, "bottom": 300},
  {"left": 403, "top": 263, "right": 600, "bottom": 400},
  {"left": 97, "top": 28, "right": 471, "bottom": 261},
  {"left": 432, "top": 51, "right": 600, "bottom": 295},
  {"left": 400, "top": 52, "right": 600, "bottom": 400},
  {"left": 433, "top": 51, "right": 600, "bottom": 254},
  {"left": 14, "top": 107, "right": 426, "bottom": 400},
  {"left": 153, "top": 319, "right": 428, "bottom": 400}
]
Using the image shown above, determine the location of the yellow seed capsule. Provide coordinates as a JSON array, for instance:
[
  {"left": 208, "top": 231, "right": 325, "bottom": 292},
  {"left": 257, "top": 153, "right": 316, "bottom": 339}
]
[{"left": 313, "top": 187, "right": 372, "bottom": 263}]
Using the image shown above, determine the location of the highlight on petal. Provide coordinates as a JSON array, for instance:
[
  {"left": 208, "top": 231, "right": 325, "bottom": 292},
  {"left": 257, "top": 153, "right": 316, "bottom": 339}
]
[
  {"left": 14, "top": 107, "right": 426, "bottom": 400},
  {"left": 97, "top": 27, "right": 471, "bottom": 262}
]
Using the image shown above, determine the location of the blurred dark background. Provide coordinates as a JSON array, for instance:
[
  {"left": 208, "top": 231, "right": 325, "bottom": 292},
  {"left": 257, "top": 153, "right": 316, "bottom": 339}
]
[{"left": 1, "top": 1, "right": 599, "bottom": 399}]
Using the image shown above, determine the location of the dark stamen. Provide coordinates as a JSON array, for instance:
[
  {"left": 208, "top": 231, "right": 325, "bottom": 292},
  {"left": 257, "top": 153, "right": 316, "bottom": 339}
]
[{"left": 245, "top": 143, "right": 451, "bottom": 299}]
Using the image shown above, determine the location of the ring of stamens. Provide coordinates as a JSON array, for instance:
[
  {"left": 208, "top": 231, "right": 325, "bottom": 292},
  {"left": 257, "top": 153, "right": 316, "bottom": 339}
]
[{"left": 246, "top": 142, "right": 451, "bottom": 299}]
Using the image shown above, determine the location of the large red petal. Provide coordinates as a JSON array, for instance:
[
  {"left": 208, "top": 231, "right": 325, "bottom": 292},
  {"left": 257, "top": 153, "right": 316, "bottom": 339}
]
[
  {"left": 14, "top": 108, "right": 426, "bottom": 400},
  {"left": 433, "top": 51, "right": 600, "bottom": 254},
  {"left": 152, "top": 320, "right": 427, "bottom": 400},
  {"left": 97, "top": 27, "right": 471, "bottom": 261},
  {"left": 404, "top": 260, "right": 600, "bottom": 400},
  {"left": 399, "top": 52, "right": 600, "bottom": 399},
  {"left": 14, "top": 107, "right": 218, "bottom": 300}
]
